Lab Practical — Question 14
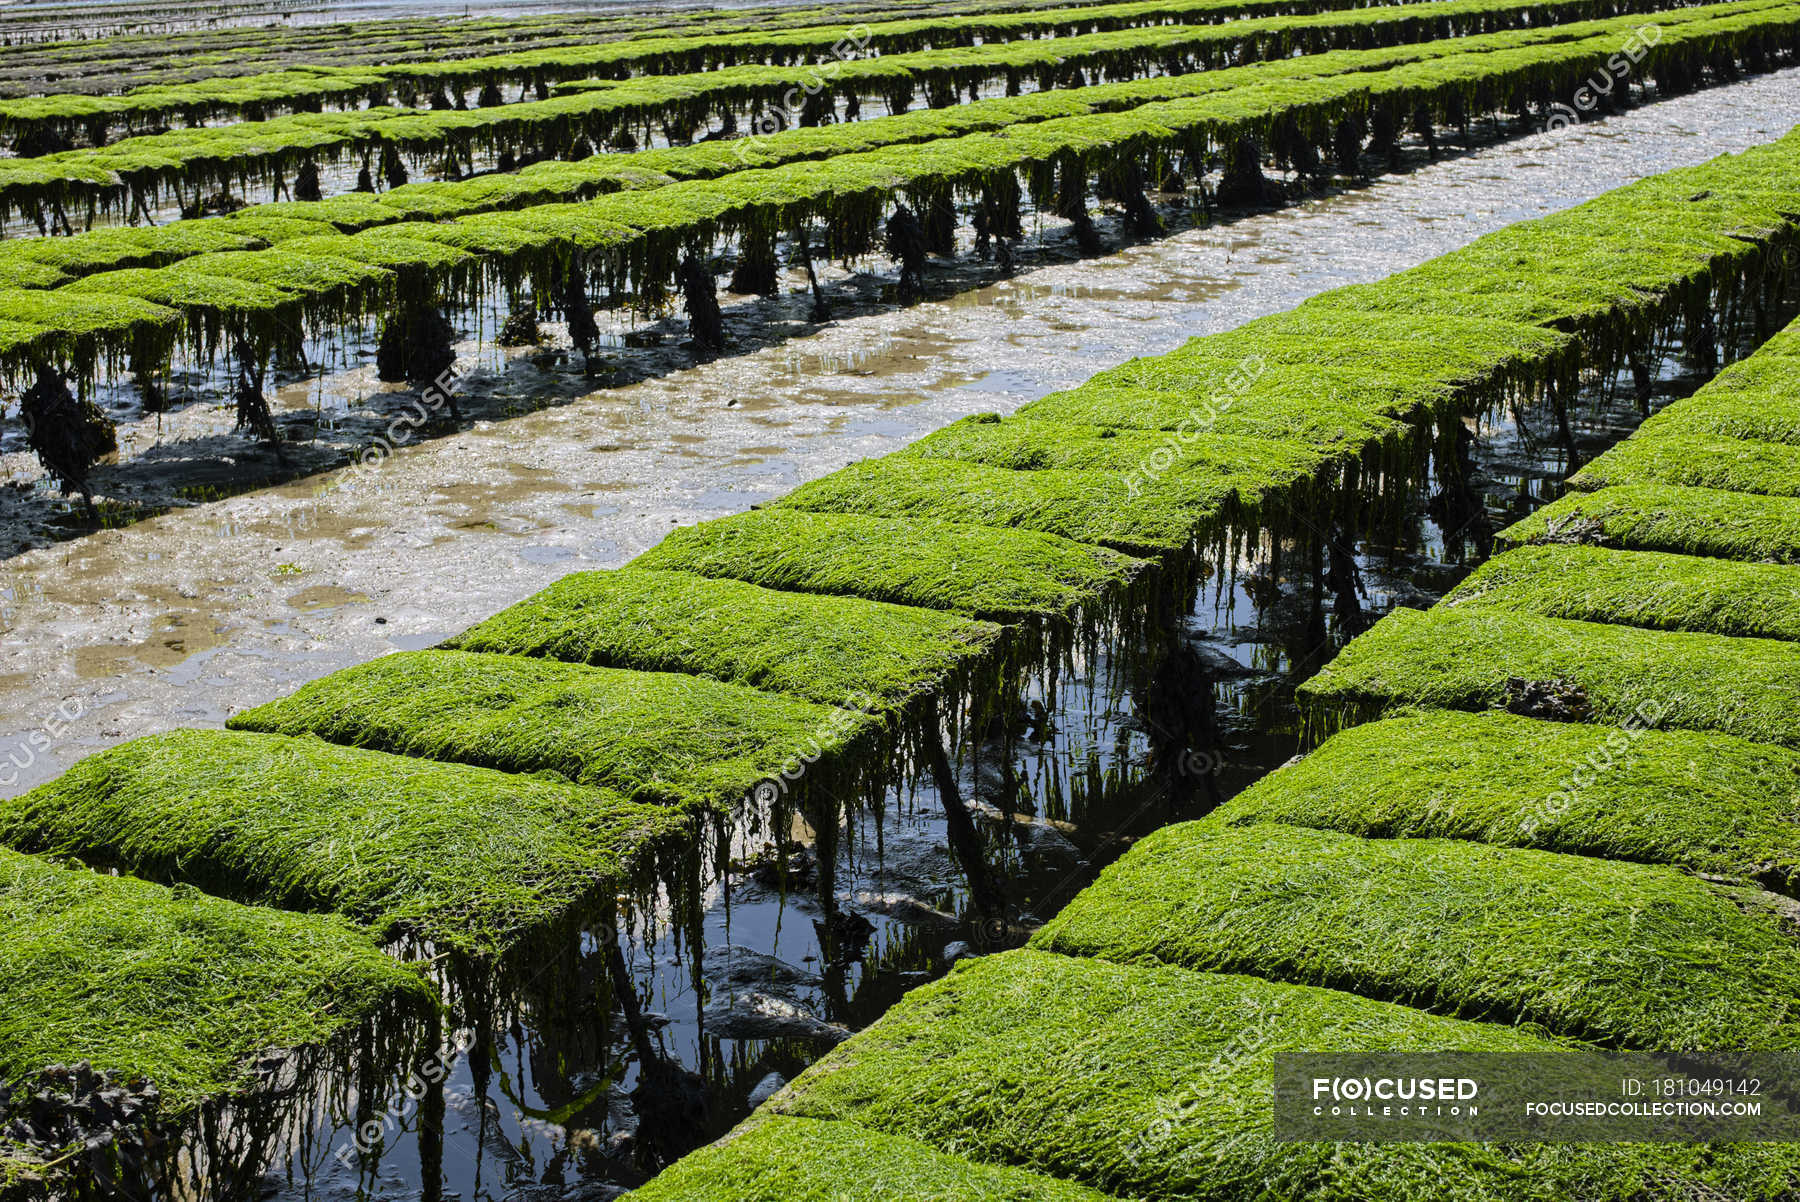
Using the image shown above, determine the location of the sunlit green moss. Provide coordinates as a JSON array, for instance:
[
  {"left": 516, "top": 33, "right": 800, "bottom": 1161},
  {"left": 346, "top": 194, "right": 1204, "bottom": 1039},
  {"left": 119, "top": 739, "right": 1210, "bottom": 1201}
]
[
  {"left": 1571, "top": 432, "right": 1800, "bottom": 497},
  {"left": 1635, "top": 371, "right": 1800, "bottom": 445},
  {"left": 181, "top": 248, "right": 388, "bottom": 299},
  {"left": 279, "top": 230, "right": 474, "bottom": 274},
  {"left": 0, "top": 846, "right": 429, "bottom": 1111},
  {"left": 0, "top": 223, "right": 259, "bottom": 284},
  {"left": 1, "top": 0, "right": 1775, "bottom": 148},
  {"left": 227, "top": 649, "right": 879, "bottom": 807},
  {"left": 907, "top": 414, "right": 1321, "bottom": 480},
  {"left": 9, "top": 0, "right": 1777, "bottom": 279},
  {"left": 0, "top": 289, "right": 177, "bottom": 340},
  {"left": 1184, "top": 307, "right": 1574, "bottom": 391},
  {"left": 1300, "top": 606, "right": 1800, "bottom": 748},
  {"left": 1033, "top": 820, "right": 1800, "bottom": 1050},
  {"left": 1213, "top": 709, "right": 1800, "bottom": 895},
  {"left": 631, "top": 1115, "right": 1119, "bottom": 1202},
  {"left": 5, "top": 0, "right": 1796, "bottom": 391},
  {"left": 444, "top": 567, "right": 1001, "bottom": 711},
  {"left": 774, "top": 457, "right": 1229, "bottom": 557},
  {"left": 771, "top": 950, "right": 1800, "bottom": 1199},
  {"left": 1446, "top": 544, "right": 1800, "bottom": 641},
  {"left": 0, "top": 729, "right": 685, "bottom": 957},
  {"left": 1303, "top": 271, "right": 1644, "bottom": 332},
  {"left": 64, "top": 267, "right": 295, "bottom": 314},
  {"left": 1017, "top": 365, "right": 1439, "bottom": 455},
  {"left": 1499, "top": 484, "right": 1800, "bottom": 564},
  {"left": 632, "top": 509, "right": 1147, "bottom": 622}
]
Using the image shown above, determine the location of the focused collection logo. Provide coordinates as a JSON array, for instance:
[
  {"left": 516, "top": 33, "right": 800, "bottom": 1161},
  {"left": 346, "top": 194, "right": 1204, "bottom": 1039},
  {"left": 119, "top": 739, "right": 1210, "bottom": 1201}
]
[
  {"left": 1275, "top": 1053, "right": 1800, "bottom": 1143},
  {"left": 1311, "top": 1076, "right": 1480, "bottom": 1117}
]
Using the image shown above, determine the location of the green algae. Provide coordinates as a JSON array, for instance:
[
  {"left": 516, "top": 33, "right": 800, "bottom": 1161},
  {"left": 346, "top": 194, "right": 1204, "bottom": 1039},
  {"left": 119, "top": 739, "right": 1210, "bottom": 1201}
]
[
  {"left": 770, "top": 949, "right": 1800, "bottom": 1200},
  {"left": 1571, "top": 432, "right": 1800, "bottom": 498},
  {"left": 226, "top": 649, "right": 877, "bottom": 808},
  {"left": 1016, "top": 365, "right": 1440, "bottom": 455},
  {"left": 1299, "top": 606, "right": 1800, "bottom": 749},
  {"left": 1634, "top": 394, "right": 1800, "bottom": 446},
  {"left": 1185, "top": 307, "right": 1575, "bottom": 391},
  {"left": 905, "top": 414, "right": 1324, "bottom": 483},
  {"left": 1499, "top": 484, "right": 1800, "bottom": 564},
  {"left": 64, "top": 266, "right": 297, "bottom": 316},
  {"left": 0, "top": 321, "right": 50, "bottom": 363},
  {"left": 897, "top": 415, "right": 1338, "bottom": 535},
  {"left": 0, "top": 0, "right": 1772, "bottom": 143},
  {"left": 443, "top": 567, "right": 1001, "bottom": 712},
  {"left": 1635, "top": 375, "right": 1800, "bottom": 446},
  {"left": 0, "top": 729, "right": 686, "bottom": 957},
  {"left": 1761, "top": 321, "right": 1800, "bottom": 357},
  {"left": 7, "top": 1, "right": 1786, "bottom": 293},
  {"left": 230, "top": 197, "right": 406, "bottom": 232},
  {"left": 0, "top": 288, "right": 179, "bottom": 377},
  {"left": 1302, "top": 271, "right": 1647, "bottom": 333},
  {"left": 0, "top": 846, "right": 429, "bottom": 1110},
  {"left": 631, "top": 509, "right": 1147, "bottom": 623},
  {"left": 1212, "top": 709, "right": 1800, "bottom": 895},
  {"left": 279, "top": 230, "right": 475, "bottom": 275},
  {"left": 0, "top": 223, "right": 260, "bottom": 283},
  {"left": 773, "top": 456, "right": 1231, "bottom": 558},
  {"left": 0, "top": 259, "right": 70, "bottom": 290},
  {"left": 630, "top": 1115, "right": 1120, "bottom": 1202},
  {"left": 196, "top": 215, "right": 337, "bottom": 246},
  {"left": 0, "top": 290, "right": 176, "bottom": 342},
  {"left": 1446, "top": 544, "right": 1800, "bottom": 642},
  {"left": 179, "top": 247, "right": 388, "bottom": 301},
  {"left": 1032, "top": 820, "right": 1800, "bottom": 1050},
  {"left": 3, "top": 5, "right": 1796, "bottom": 391}
]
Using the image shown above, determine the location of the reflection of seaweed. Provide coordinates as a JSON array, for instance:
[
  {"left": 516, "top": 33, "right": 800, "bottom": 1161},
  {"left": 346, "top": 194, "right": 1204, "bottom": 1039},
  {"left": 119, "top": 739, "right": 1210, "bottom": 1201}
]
[
  {"left": 375, "top": 304, "right": 455, "bottom": 388},
  {"left": 604, "top": 936, "right": 710, "bottom": 1169},
  {"left": 680, "top": 254, "right": 724, "bottom": 352},
  {"left": 244, "top": 1003, "right": 446, "bottom": 1201},
  {"left": 562, "top": 266, "right": 601, "bottom": 368},
  {"left": 728, "top": 228, "right": 779, "bottom": 297},
  {"left": 231, "top": 340, "right": 285, "bottom": 462},
  {"left": 293, "top": 161, "right": 322, "bottom": 203},
  {"left": 3, "top": 1001, "right": 437, "bottom": 1202},
  {"left": 883, "top": 205, "right": 926, "bottom": 297},
  {"left": 18, "top": 365, "right": 115, "bottom": 523},
  {"left": 497, "top": 303, "right": 544, "bottom": 347}
]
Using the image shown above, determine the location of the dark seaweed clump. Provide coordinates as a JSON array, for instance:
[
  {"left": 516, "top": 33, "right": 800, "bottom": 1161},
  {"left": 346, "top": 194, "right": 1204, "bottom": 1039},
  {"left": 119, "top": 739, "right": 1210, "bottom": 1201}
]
[{"left": 1, "top": 1063, "right": 167, "bottom": 1201}]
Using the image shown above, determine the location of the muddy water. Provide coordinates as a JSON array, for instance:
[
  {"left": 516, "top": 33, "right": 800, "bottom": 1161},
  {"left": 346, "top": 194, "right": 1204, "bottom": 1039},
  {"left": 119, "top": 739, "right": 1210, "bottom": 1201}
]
[{"left": 3, "top": 70, "right": 1799, "bottom": 1201}]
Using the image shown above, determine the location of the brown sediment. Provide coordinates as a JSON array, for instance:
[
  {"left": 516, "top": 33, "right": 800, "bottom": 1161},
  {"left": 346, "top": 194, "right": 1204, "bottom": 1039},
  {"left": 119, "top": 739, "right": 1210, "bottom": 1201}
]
[{"left": 285, "top": 584, "right": 372, "bottom": 612}]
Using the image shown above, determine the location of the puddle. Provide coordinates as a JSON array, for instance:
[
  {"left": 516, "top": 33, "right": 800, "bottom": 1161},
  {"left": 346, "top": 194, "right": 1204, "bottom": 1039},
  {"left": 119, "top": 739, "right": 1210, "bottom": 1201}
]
[{"left": 286, "top": 583, "right": 374, "bottom": 612}]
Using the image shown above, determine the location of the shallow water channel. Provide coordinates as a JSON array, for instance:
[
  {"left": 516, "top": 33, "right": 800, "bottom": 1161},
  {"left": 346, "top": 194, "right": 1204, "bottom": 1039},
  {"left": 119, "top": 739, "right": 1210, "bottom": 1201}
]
[{"left": 3, "top": 68, "right": 1798, "bottom": 1201}]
